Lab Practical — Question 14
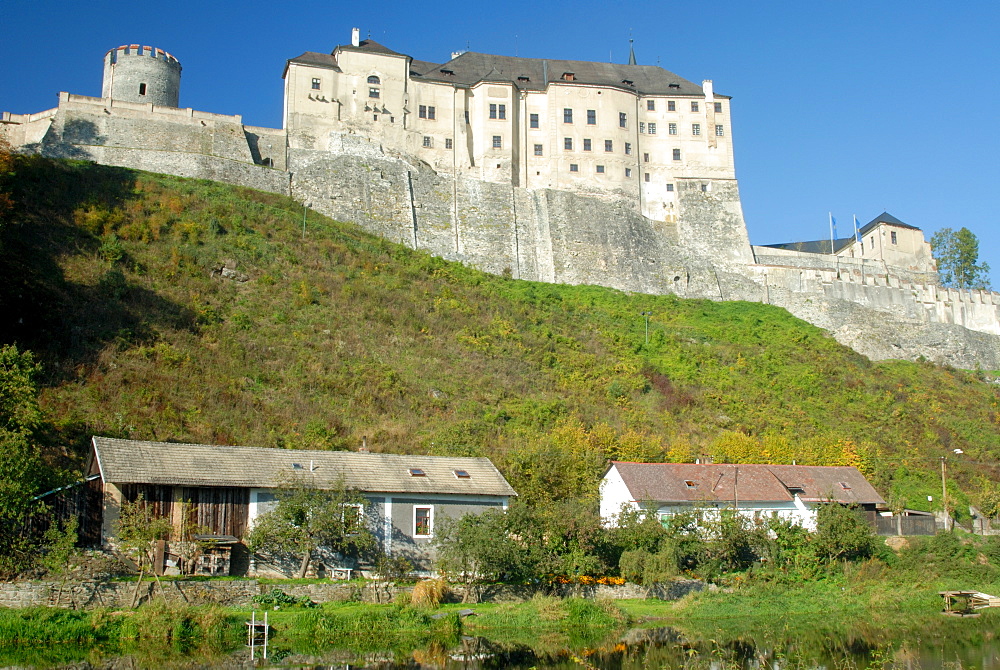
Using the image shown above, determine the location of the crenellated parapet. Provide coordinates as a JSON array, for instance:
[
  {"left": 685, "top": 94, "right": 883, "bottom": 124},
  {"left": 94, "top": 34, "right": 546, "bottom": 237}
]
[{"left": 103, "top": 44, "right": 182, "bottom": 108}]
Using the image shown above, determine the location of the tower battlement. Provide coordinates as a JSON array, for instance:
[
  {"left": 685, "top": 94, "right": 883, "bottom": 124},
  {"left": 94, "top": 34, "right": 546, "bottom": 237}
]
[{"left": 102, "top": 44, "right": 181, "bottom": 108}]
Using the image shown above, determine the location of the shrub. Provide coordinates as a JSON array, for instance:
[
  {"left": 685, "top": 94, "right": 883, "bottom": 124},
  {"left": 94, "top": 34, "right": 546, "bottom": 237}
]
[{"left": 411, "top": 578, "right": 450, "bottom": 607}]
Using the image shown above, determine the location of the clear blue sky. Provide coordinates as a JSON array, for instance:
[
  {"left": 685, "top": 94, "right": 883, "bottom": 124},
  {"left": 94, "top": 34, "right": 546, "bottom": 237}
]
[{"left": 3, "top": 0, "right": 998, "bottom": 285}]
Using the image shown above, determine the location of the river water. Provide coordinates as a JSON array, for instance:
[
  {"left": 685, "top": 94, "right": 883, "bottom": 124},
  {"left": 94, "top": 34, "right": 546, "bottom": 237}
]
[{"left": 5, "top": 621, "right": 1000, "bottom": 669}]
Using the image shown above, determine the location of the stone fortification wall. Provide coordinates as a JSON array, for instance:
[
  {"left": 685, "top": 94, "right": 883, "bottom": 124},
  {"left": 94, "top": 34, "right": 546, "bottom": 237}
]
[
  {"left": 0, "top": 578, "right": 703, "bottom": 609},
  {"left": 754, "top": 245, "right": 938, "bottom": 285}
]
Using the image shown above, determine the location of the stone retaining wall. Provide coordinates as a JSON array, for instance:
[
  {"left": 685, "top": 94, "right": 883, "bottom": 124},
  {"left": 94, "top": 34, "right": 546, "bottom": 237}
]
[{"left": 0, "top": 578, "right": 703, "bottom": 609}]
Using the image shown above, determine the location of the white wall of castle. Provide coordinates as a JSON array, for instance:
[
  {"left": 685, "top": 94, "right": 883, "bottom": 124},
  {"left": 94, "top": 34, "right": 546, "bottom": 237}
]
[{"left": 283, "top": 48, "right": 736, "bottom": 226}]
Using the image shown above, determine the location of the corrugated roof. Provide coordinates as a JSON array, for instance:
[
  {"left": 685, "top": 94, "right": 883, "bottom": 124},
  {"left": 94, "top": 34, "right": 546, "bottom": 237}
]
[
  {"left": 611, "top": 462, "right": 884, "bottom": 506},
  {"left": 92, "top": 436, "right": 516, "bottom": 497}
]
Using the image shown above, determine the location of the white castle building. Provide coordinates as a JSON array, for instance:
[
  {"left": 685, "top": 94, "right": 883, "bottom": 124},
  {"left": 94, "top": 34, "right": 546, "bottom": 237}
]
[{"left": 283, "top": 29, "right": 734, "bottom": 225}]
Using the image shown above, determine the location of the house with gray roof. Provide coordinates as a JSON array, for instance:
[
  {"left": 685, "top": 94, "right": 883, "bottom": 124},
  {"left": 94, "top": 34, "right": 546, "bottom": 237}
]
[
  {"left": 601, "top": 461, "right": 885, "bottom": 530},
  {"left": 88, "top": 436, "right": 516, "bottom": 575}
]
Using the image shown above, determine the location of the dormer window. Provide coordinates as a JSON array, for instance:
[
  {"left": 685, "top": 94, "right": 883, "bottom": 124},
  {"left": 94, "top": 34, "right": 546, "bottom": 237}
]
[
  {"left": 440, "top": 69, "right": 454, "bottom": 76},
  {"left": 517, "top": 76, "right": 530, "bottom": 82},
  {"left": 408, "top": 468, "right": 426, "bottom": 477},
  {"left": 684, "top": 480, "right": 697, "bottom": 488},
  {"left": 561, "top": 72, "right": 575, "bottom": 81},
  {"left": 669, "top": 83, "right": 680, "bottom": 89},
  {"left": 453, "top": 469, "right": 471, "bottom": 479},
  {"left": 621, "top": 79, "right": 634, "bottom": 87}
]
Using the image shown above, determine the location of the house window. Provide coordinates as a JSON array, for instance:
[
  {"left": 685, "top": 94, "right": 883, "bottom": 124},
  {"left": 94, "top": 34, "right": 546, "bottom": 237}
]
[
  {"left": 564, "top": 137, "right": 573, "bottom": 150},
  {"left": 596, "top": 165, "right": 605, "bottom": 173},
  {"left": 564, "top": 108, "right": 573, "bottom": 123},
  {"left": 492, "top": 135, "right": 502, "bottom": 148},
  {"left": 605, "top": 140, "right": 613, "bottom": 152},
  {"left": 534, "top": 144, "right": 543, "bottom": 156},
  {"left": 647, "top": 99, "right": 655, "bottom": 111},
  {"left": 569, "top": 163, "right": 579, "bottom": 172},
  {"left": 311, "top": 78, "right": 321, "bottom": 90},
  {"left": 530, "top": 113, "right": 539, "bottom": 128},
  {"left": 139, "top": 83, "right": 147, "bottom": 96},
  {"left": 714, "top": 102, "right": 723, "bottom": 113},
  {"left": 583, "top": 139, "right": 592, "bottom": 151},
  {"left": 587, "top": 109, "right": 596, "bottom": 125},
  {"left": 715, "top": 124, "right": 724, "bottom": 136},
  {"left": 624, "top": 142, "right": 632, "bottom": 155},
  {"left": 692, "top": 123, "right": 701, "bottom": 136},
  {"left": 639, "top": 122, "right": 645, "bottom": 134},
  {"left": 691, "top": 101, "right": 699, "bottom": 112},
  {"left": 428, "top": 106, "right": 436, "bottom": 120},
  {"left": 667, "top": 100, "right": 676, "bottom": 112},
  {"left": 625, "top": 168, "right": 632, "bottom": 178},
  {"left": 669, "top": 123, "right": 677, "bottom": 135},
  {"left": 342, "top": 504, "right": 364, "bottom": 534},
  {"left": 422, "top": 136, "right": 432, "bottom": 148},
  {"left": 644, "top": 173, "right": 650, "bottom": 182},
  {"left": 673, "top": 148, "right": 681, "bottom": 161},
  {"left": 666, "top": 183, "right": 674, "bottom": 191},
  {"left": 648, "top": 123, "right": 656, "bottom": 135},
  {"left": 445, "top": 138, "right": 453, "bottom": 149},
  {"left": 414, "top": 506, "right": 433, "bottom": 537},
  {"left": 891, "top": 231, "right": 898, "bottom": 244},
  {"left": 619, "top": 112, "right": 627, "bottom": 128},
  {"left": 369, "top": 87, "right": 380, "bottom": 98}
]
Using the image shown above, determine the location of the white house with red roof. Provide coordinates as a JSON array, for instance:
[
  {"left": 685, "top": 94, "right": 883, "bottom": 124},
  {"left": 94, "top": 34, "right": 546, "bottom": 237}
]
[{"left": 601, "top": 461, "right": 885, "bottom": 530}]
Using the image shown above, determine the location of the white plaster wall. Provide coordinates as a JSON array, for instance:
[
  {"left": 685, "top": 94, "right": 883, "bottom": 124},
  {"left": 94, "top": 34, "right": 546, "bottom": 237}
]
[{"left": 599, "top": 465, "right": 640, "bottom": 525}]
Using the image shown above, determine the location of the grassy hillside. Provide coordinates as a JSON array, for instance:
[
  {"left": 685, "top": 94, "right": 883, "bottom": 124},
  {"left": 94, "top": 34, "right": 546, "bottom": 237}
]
[{"left": 2, "top": 155, "right": 1000, "bottom": 510}]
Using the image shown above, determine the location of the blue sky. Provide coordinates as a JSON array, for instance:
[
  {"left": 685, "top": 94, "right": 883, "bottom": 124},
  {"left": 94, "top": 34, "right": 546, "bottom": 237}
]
[{"left": 3, "top": 0, "right": 999, "bottom": 285}]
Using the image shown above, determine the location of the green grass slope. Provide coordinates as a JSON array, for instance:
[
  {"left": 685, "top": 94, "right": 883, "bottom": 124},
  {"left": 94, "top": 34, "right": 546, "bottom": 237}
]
[{"left": 2, "top": 156, "right": 999, "bottom": 509}]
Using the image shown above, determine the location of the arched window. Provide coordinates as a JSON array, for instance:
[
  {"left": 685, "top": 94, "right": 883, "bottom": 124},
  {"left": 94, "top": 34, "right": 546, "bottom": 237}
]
[{"left": 367, "top": 75, "right": 381, "bottom": 85}]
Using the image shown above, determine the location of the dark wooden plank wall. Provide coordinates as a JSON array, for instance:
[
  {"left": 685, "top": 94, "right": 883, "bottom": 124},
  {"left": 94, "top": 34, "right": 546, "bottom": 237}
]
[{"left": 181, "top": 487, "right": 250, "bottom": 538}]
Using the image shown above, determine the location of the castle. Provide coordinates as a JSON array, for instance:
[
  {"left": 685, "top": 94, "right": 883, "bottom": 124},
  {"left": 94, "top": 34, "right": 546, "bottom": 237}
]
[{"left": 4, "top": 33, "right": 1000, "bottom": 369}]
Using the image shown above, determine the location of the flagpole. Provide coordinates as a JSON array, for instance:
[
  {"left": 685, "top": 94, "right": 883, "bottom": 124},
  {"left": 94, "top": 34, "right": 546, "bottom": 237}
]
[
  {"left": 829, "top": 212, "right": 834, "bottom": 254},
  {"left": 855, "top": 214, "right": 865, "bottom": 283}
]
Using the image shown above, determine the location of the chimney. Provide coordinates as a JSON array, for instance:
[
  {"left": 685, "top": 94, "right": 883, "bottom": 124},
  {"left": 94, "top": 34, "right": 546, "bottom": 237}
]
[
  {"left": 359, "top": 436, "right": 370, "bottom": 453},
  {"left": 351, "top": 27, "right": 360, "bottom": 47},
  {"left": 702, "top": 79, "right": 714, "bottom": 101}
]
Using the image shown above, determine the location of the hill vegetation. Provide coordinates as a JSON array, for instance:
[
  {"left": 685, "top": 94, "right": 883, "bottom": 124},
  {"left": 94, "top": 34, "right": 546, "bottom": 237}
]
[{"left": 2, "top": 151, "right": 1000, "bottom": 518}]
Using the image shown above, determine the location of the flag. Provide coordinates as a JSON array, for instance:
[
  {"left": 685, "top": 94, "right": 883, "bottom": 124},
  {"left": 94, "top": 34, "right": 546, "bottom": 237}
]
[{"left": 854, "top": 215, "right": 861, "bottom": 242}]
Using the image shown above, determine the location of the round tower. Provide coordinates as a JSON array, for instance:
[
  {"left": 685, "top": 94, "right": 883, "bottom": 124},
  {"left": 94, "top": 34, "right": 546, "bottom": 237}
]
[{"left": 102, "top": 45, "right": 181, "bottom": 107}]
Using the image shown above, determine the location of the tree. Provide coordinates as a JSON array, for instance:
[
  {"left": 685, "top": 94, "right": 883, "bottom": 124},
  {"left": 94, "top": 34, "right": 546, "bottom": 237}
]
[
  {"left": 246, "top": 476, "right": 375, "bottom": 578},
  {"left": 434, "top": 508, "right": 531, "bottom": 602},
  {"left": 115, "top": 493, "right": 174, "bottom": 606},
  {"left": 0, "top": 345, "right": 48, "bottom": 578},
  {"left": 931, "top": 227, "right": 991, "bottom": 290},
  {"left": 811, "top": 503, "right": 879, "bottom": 563}
]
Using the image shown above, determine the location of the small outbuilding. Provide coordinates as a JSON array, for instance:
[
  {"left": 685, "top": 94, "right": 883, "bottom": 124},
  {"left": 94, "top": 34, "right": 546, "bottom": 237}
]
[
  {"left": 87, "top": 436, "right": 516, "bottom": 575},
  {"left": 601, "top": 461, "right": 885, "bottom": 530}
]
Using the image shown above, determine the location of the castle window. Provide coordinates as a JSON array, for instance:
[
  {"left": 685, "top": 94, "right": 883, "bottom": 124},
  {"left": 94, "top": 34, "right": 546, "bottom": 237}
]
[
  {"left": 534, "top": 144, "right": 543, "bottom": 156},
  {"left": 311, "top": 78, "right": 321, "bottom": 90},
  {"left": 691, "top": 101, "right": 699, "bottom": 112},
  {"left": 669, "top": 123, "right": 677, "bottom": 135},
  {"left": 619, "top": 112, "right": 627, "bottom": 128},
  {"left": 643, "top": 153, "right": 649, "bottom": 163},
  {"left": 373, "top": 114, "right": 378, "bottom": 121},
  {"left": 596, "top": 165, "right": 605, "bottom": 173},
  {"left": 138, "top": 83, "right": 147, "bottom": 96},
  {"left": 419, "top": 105, "right": 427, "bottom": 118},
  {"left": 639, "top": 122, "right": 645, "bottom": 134},
  {"left": 666, "top": 183, "right": 674, "bottom": 191},
  {"left": 891, "top": 231, "right": 898, "bottom": 244},
  {"left": 673, "top": 148, "right": 681, "bottom": 161},
  {"left": 569, "top": 163, "right": 579, "bottom": 172},
  {"left": 715, "top": 124, "right": 724, "bottom": 136},
  {"left": 645, "top": 173, "right": 651, "bottom": 182},
  {"left": 701, "top": 183, "right": 709, "bottom": 192},
  {"left": 564, "top": 137, "right": 573, "bottom": 150},
  {"left": 490, "top": 104, "right": 506, "bottom": 120},
  {"left": 605, "top": 140, "right": 613, "bottom": 152},
  {"left": 692, "top": 123, "right": 701, "bottom": 136},
  {"left": 625, "top": 168, "right": 632, "bottom": 178},
  {"left": 530, "top": 113, "right": 539, "bottom": 129},
  {"left": 667, "top": 100, "right": 676, "bottom": 112},
  {"left": 587, "top": 109, "right": 596, "bottom": 125},
  {"left": 445, "top": 138, "right": 453, "bottom": 149},
  {"left": 647, "top": 100, "right": 655, "bottom": 111},
  {"left": 714, "top": 102, "right": 723, "bottom": 113},
  {"left": 564, "top": 108, "right": 573, "bottom": 124},
  {"left": 648, "top": 122, "right": 656, "bottom": 135},
  {"left": 367, "top": 75, "right": 381, "bottom": 85},
  {"left": 369, "top": 87, "right": 380, "bottom": 98},
  {"left": 422, "top": 136, "right": 432, "bottom": 148},
  {"left": 625, "top": 142, "right": 632, "bottom": 155},
  {"left": 464, "top": 111, "right": 470, "bottom": 124},
  {"left": 583, "top": 139, "right": 592, "bottom": 151},
  {"left": 492, "top": 135, "right": 502, "bottom": 148}
]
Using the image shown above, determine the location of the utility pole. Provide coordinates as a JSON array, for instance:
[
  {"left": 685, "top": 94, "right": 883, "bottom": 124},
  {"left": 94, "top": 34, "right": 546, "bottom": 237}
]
[
  {"left": 641, "top": 311, "right": 652, "bottom": 345},
  {"left": 941, "top": 456, "right": 948, "bottom": 532}
]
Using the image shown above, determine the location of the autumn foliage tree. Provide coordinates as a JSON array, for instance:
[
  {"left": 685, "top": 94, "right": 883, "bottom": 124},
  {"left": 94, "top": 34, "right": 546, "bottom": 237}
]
[{"left": 931, "top": 227, "right": 991, "bottom": 290}]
